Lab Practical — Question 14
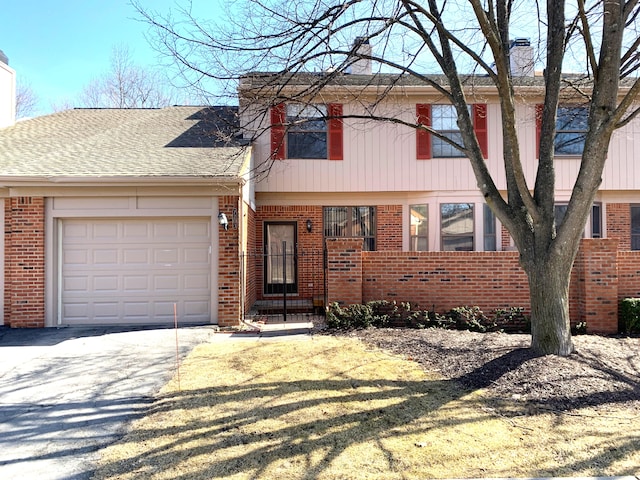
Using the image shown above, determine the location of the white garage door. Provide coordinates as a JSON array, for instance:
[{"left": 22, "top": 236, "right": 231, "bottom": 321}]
[{"left": 60, "top": 218, "right": 212, "bottom": 326}]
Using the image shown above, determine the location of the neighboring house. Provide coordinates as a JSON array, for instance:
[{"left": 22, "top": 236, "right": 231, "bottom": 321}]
[{"left": 0, "top": 102, "right": 252, "bottom": 328}]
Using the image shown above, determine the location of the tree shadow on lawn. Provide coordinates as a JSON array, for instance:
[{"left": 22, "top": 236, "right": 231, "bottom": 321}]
[{"left": 93, "top": 348, "right": 640, "bottom": 479}]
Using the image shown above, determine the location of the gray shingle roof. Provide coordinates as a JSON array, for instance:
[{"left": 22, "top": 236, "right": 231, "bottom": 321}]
[{"left": 0, "top": 106, "right": 249, "bottom": 181}]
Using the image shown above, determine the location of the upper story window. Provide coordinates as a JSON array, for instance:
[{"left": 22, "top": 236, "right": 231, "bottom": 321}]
[
  {"left": 440, "top": 203, "right": 474, "bottom": 251},
  {"left": 324, "top": 206, "right": 376, "bottom": 251},
  {"left": 432, "top": 105, "right": 465, "bottom": 157},
  {"left": 417, "top": 104, "right": 488, "bottom": 160},
  {"left": 536, "top": 105, "right": 589, "bottom": 157},
  {"left": 555, "top": 106, "right": 589, "bottom": 155},
  {"left": 271, "top": 103, "right": 343, "bottom": 160},
  {"left": 286, "top": 104, "right": 327, "bottom": 159}
]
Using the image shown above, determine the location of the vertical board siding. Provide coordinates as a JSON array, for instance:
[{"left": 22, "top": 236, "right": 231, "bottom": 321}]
[{"left": 253, "top": 99, "right": 640, "bottom": 193}]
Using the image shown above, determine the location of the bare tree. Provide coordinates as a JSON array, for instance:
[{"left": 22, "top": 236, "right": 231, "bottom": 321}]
[
  {"left": 16, "top": 80, "right": 38, "bottom": 119},
  {"left": 79, "top": 44, "right": 175, "bottom": 108},
  {"left": 136, "top": 0, "right": 640, "bottom": 356}
]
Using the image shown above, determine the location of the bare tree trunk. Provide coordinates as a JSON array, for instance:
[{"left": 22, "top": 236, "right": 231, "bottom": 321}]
[{"left": 527, "top": 261, "right": 575, "bottom": 356}]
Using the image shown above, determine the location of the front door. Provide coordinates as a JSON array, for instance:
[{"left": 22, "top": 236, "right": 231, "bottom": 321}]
[{"left": 264, "top": 222, "right": 297, "bottom": 294}]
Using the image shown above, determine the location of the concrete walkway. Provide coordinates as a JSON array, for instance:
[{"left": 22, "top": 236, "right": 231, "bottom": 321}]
[{"left": 0, "top": 325, "right": 222, "bottom": 480}]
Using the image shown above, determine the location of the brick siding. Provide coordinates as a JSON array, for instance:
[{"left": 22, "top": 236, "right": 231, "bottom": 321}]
[
  {"left": 217, "top": 195, "right": 242, "bottom": 327},
  {"left": 607, "top": 203, "right": 630, "bottom": 250},
  {"left": 5, "top": 197, "right": 46, "bottom": 328}
]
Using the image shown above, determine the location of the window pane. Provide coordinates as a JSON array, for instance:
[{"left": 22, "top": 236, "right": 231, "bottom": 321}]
[
  {"left": 591, "top": 204, "right": 602, "bottom": 238},
  {"left": 432, "top": 132, "right": 465, "bottom": 157},
  {"left": 286, "top": 103, "right": 327, "bottom": 159},
  {"left": 431, "top": 105, "right": 458, "bottom": 130},
  {"left": 411, "top": 236, "right": 429, "bottom": 251},
  {"left": 352, "top": 207, "right": 374, "bottom": 237},
  {"left": 632, "top": 206, "right": 640, "bottom": 250},
  {"left": 554, "top": 204, "right": 568, "bottom": 227},
  {"left": 555, "top": 106, "right": 588, "bottom": 155},
  {"left": 288, "top": 131, "right": 327, "bottom": 158},
  {"left": 410, "top": 204, "right": 428, "bottom": 251},
  {"left": 483, "top": 204, "right": 496, "bottom": 251},
  {"left": 557, "top": 106, "right": 588, "bottom": 130},
  {"left": 441, "top": 203, "right": 474, "bottom": 251},
  {"left": 324, "top": 207, "right": 347, "bottom": 237},
  {"left": 441, "top": 203, "right": 474, "bottom": 235},
  {"left": 442, "top": 236, "right": 474, "bottom": 251},
  {"left": 323, "top": 206, "right": 376, "bottom": 251},
  {"left": 555, "top": 133, "right": 586, "bottom": 155}
]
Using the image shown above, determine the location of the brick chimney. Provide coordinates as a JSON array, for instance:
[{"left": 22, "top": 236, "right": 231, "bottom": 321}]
[{"left": 1, "top": 50, "right": 16, "bottom": 128}]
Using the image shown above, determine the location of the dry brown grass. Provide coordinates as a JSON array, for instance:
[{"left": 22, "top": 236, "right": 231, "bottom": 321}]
[{"left": 93, "top": 335, "right": 640, "bottom": 479}]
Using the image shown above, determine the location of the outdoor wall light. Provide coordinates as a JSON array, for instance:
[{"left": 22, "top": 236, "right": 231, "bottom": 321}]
[
  {"left": 306, "top": 219, "right": 313, "bottom": 233},
  {"left": 218, "top": 212, "right": 229, "bottom": 230}
]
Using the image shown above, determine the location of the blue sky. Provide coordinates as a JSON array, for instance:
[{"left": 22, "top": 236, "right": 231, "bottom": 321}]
[{"left": 1, "top": 0, "right": 192, "bottom": 116}]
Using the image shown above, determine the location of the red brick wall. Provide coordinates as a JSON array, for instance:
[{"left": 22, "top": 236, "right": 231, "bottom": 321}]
[
  {"left": 218, "top": 195, "right": 242, "bottom": 327},
  {"left": 362, "top": 251, "right": 530, "bottom": 313},
  {"left": 607, "top": 203, "right": 630, "bottom": 250},
  {"left": 5, "top": 197, "right": 46, "bottom": 328},
  {"left": 500, "top": 225, "right": 512, "bottom": 251},
  {"left": 572, "top": 239, "right": 618, "bottom": 333},
  {"left": 618, "top": 251, "right": 640, "bottom": 298},
  {"left": 4, "top": 198, "right": 11, "bottom": 323},
  {"left": 326, "top": 238, "right": 363, "bottom": 306},
  {"left": 322, "top": 240, "right": 620, "bottom": 334},
  {"left": 377, "top": 205, "right": 403, "bottom": 250}
]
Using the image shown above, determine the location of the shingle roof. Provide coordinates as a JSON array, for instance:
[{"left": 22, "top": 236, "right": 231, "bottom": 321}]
[{"left": 0, "top": 106, "right": 249, "bottom": 181}]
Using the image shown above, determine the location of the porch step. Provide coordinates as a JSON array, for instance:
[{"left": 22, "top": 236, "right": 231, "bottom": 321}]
[{"left": 253, "top": 299, "right": 314, "bottom": 314}]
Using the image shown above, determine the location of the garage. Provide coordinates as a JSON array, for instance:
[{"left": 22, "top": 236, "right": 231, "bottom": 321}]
[{"left": 60, "top": 217, "right": 212, "bottom": 326}]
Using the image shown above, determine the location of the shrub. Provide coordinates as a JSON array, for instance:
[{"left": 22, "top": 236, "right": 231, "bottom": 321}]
[
  {"left": 619, "top": 298, "right": 640, "bottom": 335},
  {"left": 326, "top": 301, "right": 391, "bottom": 329},
  {"left": 326, "top": 301, "right": 529, "bottom": 333}
]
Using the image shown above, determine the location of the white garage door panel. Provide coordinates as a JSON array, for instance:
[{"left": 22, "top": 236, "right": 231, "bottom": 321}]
[{"left": 61, "top": 218, "right": 212, "bottom": 326}]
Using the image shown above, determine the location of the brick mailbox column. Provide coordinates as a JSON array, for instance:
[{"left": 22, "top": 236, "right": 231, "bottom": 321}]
[
  {"left": 575, "top": 238, "right": 619, "bottom": 334},
  {"left": 326, "top": 238, "right": 363, "bottom": 306}
]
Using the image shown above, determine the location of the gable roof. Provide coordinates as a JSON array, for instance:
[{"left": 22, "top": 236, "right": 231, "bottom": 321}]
[{"left": 0, "top": 106, "right": 249, "bottom": 183}]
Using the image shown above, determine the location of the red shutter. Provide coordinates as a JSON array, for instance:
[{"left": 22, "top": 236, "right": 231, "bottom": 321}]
[
  {"left": 416, "top": 104, "right": 431, "bottom": 160},
  {"left": 328, "top": 103, "right": 343, "bottom": 160},
  {"left": 270, "top": 103, "right": 286, "bottom": 160},
  {"left": 473, "top": 104, "right": 488, "bottom": 158},
  {"left": 535, "top": 104, "right": 543, "bottom": 159}
]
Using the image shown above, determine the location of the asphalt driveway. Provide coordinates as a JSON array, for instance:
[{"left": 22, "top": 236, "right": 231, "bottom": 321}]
[{"left": 0, "top": 325, "right": 219, "bottom": 480}]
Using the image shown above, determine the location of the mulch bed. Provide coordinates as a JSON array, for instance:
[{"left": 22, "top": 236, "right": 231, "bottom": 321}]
[{"left": 335, "top": 328, "right": 640, "bottom": 413}]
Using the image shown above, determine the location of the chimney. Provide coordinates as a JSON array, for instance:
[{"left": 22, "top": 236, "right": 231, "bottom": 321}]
[
  {"left": 0, "top": 49, "right": 16, "bottom": 128},
  {"left": 509, "top": 38, "right": 534, "bottom": 77},
  {"left": 348, "top": 37, "right": 372, "bottom": 75}
]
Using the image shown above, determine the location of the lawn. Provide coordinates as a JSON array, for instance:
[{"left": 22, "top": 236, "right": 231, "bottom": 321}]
[{"left": 92, "top": 334, "right": 640, "bottom": 479}]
